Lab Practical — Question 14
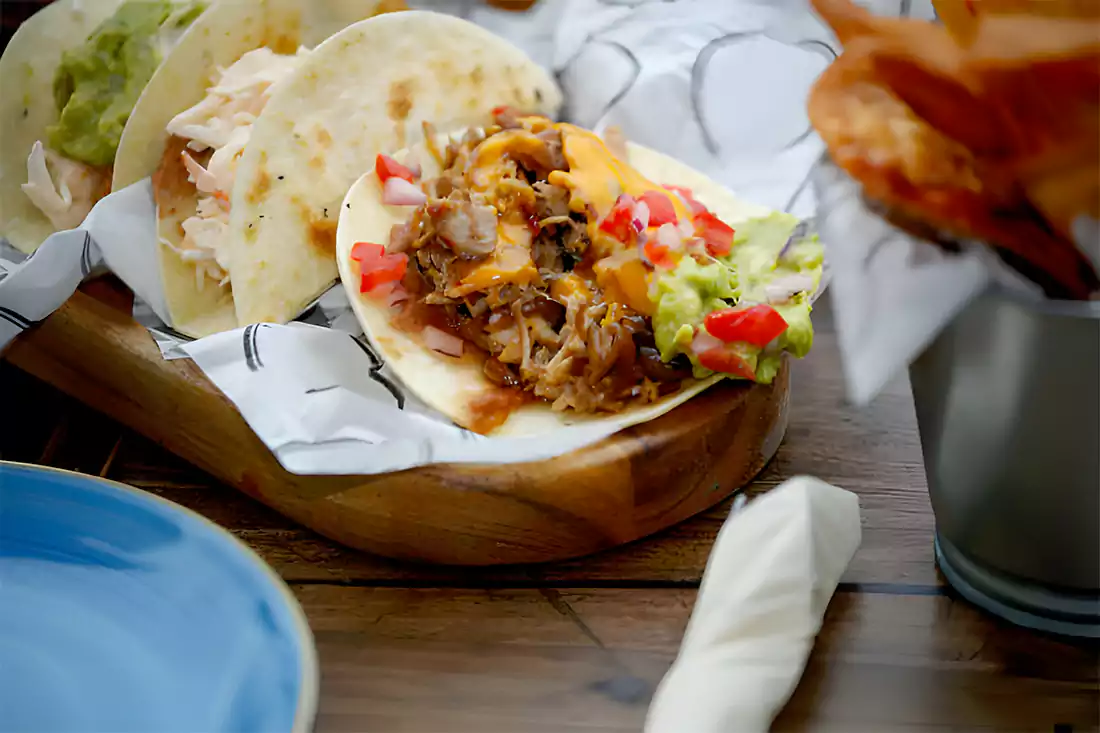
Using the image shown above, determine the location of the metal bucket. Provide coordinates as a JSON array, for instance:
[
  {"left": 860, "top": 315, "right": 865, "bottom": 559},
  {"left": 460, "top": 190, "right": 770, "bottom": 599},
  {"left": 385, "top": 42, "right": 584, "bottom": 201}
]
[{"left": 909, "top": 288, "right": 1100, "bottom": 637}]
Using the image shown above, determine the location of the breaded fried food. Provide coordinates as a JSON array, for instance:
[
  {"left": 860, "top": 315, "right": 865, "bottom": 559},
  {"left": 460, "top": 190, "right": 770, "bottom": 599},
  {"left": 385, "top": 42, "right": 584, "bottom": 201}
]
[{"left": 808, "top": 0, "right": 1100, "bottom": 298}]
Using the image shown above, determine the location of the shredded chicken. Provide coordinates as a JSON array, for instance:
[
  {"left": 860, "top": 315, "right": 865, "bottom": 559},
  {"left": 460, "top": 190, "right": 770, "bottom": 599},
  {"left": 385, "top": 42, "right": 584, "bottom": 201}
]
[
  {"left": 22, "top": 141, "right": 106, "bottom": 231},
  {"left": 392, "top": 119, "right": 693, "bottom": 416},
  {"left": 164, "top": 46, "right": 309, "bottom": 285},
  {"left": 434, "top": 194, "right": 498, "bottom": 257}
]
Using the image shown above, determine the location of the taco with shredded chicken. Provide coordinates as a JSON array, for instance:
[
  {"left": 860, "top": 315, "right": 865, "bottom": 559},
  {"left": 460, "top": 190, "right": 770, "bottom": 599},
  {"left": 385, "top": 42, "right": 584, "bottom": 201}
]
[
  {"left": 336, "top": 110, "right": 824, "bottom": 436},
  {"left": 0, "top": 0, "right": 210, "bottom": 253}
]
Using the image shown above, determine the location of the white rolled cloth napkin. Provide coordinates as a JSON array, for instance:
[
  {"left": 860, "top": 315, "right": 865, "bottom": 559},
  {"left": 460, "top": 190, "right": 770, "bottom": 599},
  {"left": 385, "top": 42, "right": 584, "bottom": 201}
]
[{"left": 645, "top": 476, "right": 862, "bottom": 733}]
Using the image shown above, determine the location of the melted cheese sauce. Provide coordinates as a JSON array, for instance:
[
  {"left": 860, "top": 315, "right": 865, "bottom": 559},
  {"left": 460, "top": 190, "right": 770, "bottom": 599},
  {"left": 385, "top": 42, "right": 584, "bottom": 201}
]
[{"left": 448, "top": 121, "right": 693, "bottom": 315}]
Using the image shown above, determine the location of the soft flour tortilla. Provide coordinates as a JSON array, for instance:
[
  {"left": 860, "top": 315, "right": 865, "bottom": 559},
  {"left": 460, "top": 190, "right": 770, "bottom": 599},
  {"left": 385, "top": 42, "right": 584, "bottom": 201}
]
[
  {"left": 112, "top": 0, "right": 401, "bottom": 338},
  {"left": 227, "top": 10, "right": 562, "bottom": 329},
  {"left": 335, "top": 134, "right": 773, "bottom": 437},
  {"left": 0, "top": 0, "right": 126, "bottom": 253}
]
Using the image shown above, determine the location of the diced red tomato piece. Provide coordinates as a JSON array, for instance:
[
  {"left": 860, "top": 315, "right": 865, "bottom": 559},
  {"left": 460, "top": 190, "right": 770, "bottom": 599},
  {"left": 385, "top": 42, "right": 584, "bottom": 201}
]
[
  {"left": 662, "top": 185, "right": 707, "bottom": 216},
  {"left": 639, "top": 190, "right": 677, "bottom": 227},
  {"left": 695, "top": 211, "right": 735, "bottom": 257},
  {"left": 599, "top": 194, "right": 637, "bottom": 243},
  {"left": 643, "top": 239, "right": 674, "bottom": 269},
  {"left": 697, "top": 347, "right": 757, "bottom": 380},
  {"left": 491, "top": 104, "right": 515, "bottom": 117},
  {"left": 351, "top": 241, "right": 385, "bottom": 264},
  {"left": 704, "top": 305, "right": 788, "bottom": 347},
  {"left": 358, "top": 247, "right": 409, "bottom": 296},
  {"left": 375, "top": 153, "right": 416, "bottom": 184}
]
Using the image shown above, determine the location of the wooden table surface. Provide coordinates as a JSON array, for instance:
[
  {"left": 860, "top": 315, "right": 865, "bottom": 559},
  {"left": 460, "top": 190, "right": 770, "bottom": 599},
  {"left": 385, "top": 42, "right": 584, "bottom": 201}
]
[{"left": 2, "top": 297, "right": 1097, "bottom": 733}]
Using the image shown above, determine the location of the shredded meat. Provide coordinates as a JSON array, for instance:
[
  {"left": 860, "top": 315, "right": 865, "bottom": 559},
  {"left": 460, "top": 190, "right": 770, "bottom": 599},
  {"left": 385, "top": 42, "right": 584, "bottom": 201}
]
[
  {"left": 388, "top": 222, "right": 415, "bottom": 252},
  {"left": 392, "top": 117, "right": 686, "bottom": 423},
  {"left": 531, "top": 231, "right": 562, "bottom": 273},
  {"left": 493, "top": 106, "right": 523, "bottom": 130},
  {"left": 536, "top": 129, "right": 567, "bottom": 171},
  {"left": 434, "top": 194, "right": 498, "bottom": 257},
  {"left": 414, "top": 241, "right": 461, "bottom": 293},
  {"left": 534, "top": 181, "right": 570, "bottom": 219}
]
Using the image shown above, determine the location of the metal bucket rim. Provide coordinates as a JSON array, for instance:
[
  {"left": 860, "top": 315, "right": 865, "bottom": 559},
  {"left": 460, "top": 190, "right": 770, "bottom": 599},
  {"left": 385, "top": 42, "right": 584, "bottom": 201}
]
[{"left": 986, "top": 284, "right": 1100, "bottom": 320}]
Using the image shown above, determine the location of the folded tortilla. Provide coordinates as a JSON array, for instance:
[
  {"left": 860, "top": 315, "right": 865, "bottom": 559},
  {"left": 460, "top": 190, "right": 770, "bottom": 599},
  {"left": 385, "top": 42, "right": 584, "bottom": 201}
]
[
  {"left": 225, "top": 10, "right": 563, "bottom": 329},
  {"left": 335, "top": 130, "right": 779, "bottom": 437},
  {"left": 113, "top": 0, "right": 408, "bottom": 338}
]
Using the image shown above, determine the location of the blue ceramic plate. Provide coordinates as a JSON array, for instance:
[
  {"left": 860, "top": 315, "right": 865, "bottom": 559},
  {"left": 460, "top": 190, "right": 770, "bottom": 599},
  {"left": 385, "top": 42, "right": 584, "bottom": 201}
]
[{"left": 0, "top": 461, "right": 318, "bottom": 733}]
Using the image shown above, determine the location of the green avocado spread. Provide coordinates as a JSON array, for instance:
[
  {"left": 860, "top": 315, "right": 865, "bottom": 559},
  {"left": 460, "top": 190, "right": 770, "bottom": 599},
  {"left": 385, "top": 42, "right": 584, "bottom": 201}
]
[
  {"left": 48, "top": 0, "right": 205, "bottom": 167},
  {"left": 652, "top": 211, "right": 824, "bottom": 384}
]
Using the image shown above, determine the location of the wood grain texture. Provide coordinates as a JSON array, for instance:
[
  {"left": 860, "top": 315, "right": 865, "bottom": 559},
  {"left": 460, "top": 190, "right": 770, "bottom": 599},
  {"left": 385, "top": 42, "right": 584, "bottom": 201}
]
[
  {"left": 3, "top": 283, "right": 1096, "bottom": 731},
  {"left": 300, "top": 585, "right": 1099, "bottom": 733},
  {"left": 2, "top": 278, "right": 789, "bottom": 564}
]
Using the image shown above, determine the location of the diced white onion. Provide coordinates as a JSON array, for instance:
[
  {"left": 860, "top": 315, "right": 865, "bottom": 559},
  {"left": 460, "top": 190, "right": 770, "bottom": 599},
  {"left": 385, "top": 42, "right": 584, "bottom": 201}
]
[
  {"left": 692, "top": 326, "right": 724, "bottom": 355},
  {"left": 656, "top": 222, "right": 684, "bottom": 251},
  {"left": 385, "top": 283, "right": 409, "bottom": 309},
  {"left": 678, "top": 216, "right": 696, "bottom": 239},
  {"left": 383, "top": 177, "right": 428, "bottom": 206},
  {"left": 764, "top": 273, "right": 815, "bottom": 303},
  {"left": 423, "top": 325, "right": 464, "bottom": 357},
  {"left": 632, "top": 200, "right": 649, "bottom": 232}
]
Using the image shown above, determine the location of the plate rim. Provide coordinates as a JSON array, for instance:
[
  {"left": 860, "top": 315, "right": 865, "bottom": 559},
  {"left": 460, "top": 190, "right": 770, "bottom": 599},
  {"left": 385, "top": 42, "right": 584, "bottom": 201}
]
[{"left": 0, "top": 459, "right": 320, "bottom": 733}]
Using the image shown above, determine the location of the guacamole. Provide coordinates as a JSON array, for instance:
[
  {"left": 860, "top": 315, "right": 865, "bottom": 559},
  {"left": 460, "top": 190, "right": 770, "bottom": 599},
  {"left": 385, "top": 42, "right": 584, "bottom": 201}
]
[
  {"left": 48, "top": 0, "right": 205, "bottom": 167},
  {"left": 652, "top": 212, "right": 824, "bottom": 384}
]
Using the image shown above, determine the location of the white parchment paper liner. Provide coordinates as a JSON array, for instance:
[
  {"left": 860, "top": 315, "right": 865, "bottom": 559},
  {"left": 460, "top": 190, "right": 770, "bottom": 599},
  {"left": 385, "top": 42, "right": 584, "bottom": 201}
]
[
  {"left": 0, "top": 0, "right": 934, "bottom": 474},
  {"left": 646, "top": 475, "right": 861, "bottom": 733},
  {"left": 813, "top": 157, "right": 1100, "bottom": 407}
]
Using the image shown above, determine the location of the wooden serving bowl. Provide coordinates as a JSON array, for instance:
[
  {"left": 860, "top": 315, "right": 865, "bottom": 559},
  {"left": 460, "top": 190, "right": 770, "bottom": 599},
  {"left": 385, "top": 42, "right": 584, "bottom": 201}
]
[{"left": 3, "top": 277, "right": 789, "bottom": 565}]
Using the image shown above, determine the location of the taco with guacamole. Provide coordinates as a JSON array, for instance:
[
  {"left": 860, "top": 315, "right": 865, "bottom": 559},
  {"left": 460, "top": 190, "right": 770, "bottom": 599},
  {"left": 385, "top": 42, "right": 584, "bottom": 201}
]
[
  {"left": 0, "top": 0, "right": 209, "bottom": 253},
  {"left": 336, "top": 110, "right": 824, "bottom": 436},
  {"left": 125, "top": 9, "right": 559, "bottom": 338}
]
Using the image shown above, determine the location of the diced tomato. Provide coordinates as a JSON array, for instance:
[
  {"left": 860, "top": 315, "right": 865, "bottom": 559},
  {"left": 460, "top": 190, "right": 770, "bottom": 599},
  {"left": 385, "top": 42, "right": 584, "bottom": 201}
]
[
  {"left": 599, "top": 194, "right": 637, "bottom": 243},
  {"left": 662, "top": 185, "right": 707, "bottom": 215},
  {"left": 375, "top": 153, "right": 416, "bottom": 184},
  {"left": 697, "top": 347, "right": 757, "bottom": 380},
  {"left": 355, "top": 240, "right": 408, "bottom": 297},
  {"left": 643, "top": 239, "right": 674, "bottom": 269},
  {"left": 695, "top": 211, "right": 735, "bottom": 257},
  {"left": 704, "top": 305, "right": 788, "bottom": 347},
  {"left": 351, "top": 241, "right": 385, "bottom": 264},
  {"left": 492, "top": 104, "right": 516, "bottom": 117},
  {"left": 639, "top": 190, "right": 677, "bottom": 227}
]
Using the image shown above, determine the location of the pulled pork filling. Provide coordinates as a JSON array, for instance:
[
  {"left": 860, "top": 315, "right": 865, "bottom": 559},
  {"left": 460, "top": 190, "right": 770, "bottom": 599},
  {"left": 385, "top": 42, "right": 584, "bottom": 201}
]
[{"left": 388, "top": 112, "right": 693, "bottom": 414}]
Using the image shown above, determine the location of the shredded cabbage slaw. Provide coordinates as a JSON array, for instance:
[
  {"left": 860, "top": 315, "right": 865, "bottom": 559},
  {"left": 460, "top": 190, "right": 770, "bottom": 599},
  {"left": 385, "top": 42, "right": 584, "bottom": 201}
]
[
  {"left": 162, "top": 46, "right": 309, "bottom": 290},
  {"left": 22, "top": 141, "right": 105, "bottom": 231}
]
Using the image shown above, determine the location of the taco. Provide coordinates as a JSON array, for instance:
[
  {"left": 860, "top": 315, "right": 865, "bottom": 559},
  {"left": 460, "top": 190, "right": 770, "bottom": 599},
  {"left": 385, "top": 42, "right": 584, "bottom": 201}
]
[
  {"left": 336, "top": 111, "right": 824, "bottom": 436},
  {"left": 108, "top": 0, "right": 414, "bottom": 337},
  {"left": 224, "top": 10, "right": 562, "bottom": 330},
  {"left": 0, "top": 0, "right": 209, "bottom": 253},
  {"left": 124, "top": 9, "right": 559, "bottom": 337}
]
